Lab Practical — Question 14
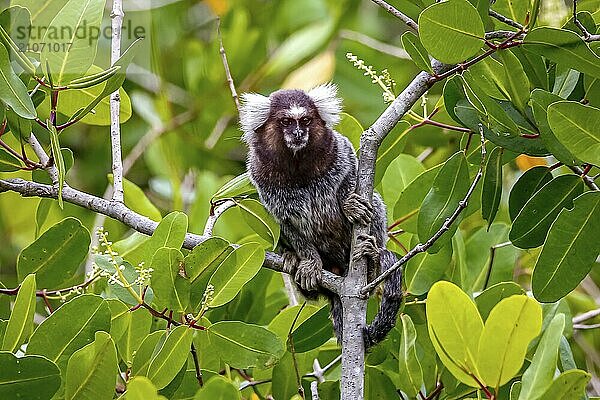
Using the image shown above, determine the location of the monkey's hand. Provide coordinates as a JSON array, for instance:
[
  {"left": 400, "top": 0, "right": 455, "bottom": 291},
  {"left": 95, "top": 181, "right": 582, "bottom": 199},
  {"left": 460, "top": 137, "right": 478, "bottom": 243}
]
[
  {"left": 343, "top": 193, "right": 373, "bottom": 226},
  {"left": 352, "top": 234, "right": 380, "bottom": 264},
  {"left": 282, "top": 251, "right": 300, "bottom": 275},
  {"left": 295, "top": 256, "right": 323, "bottom": 291}
]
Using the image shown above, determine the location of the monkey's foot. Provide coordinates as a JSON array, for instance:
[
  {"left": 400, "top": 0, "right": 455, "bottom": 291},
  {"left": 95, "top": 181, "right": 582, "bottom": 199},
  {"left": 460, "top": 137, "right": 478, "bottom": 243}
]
[
  {"left": 352, "top": 234, "right": 379, "bottom": 263},
  {"left": 282, "top": 251, "right": 300, "bottom": 275},
  {"left": 295, "top": 258, "right": 323, "bottom": 291},
  {"left": 343, "top": 193, "right": 373, "bottom": 226}
]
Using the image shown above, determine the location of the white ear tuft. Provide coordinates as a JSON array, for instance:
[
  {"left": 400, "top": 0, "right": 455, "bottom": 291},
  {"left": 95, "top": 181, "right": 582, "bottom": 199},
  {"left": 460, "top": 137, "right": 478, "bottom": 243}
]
[
  {"left": 307, "top": 83, "right": 342, "bottom": 128},
  {"left": 239, "top": 93, "right": 272, "bottom": 141}
]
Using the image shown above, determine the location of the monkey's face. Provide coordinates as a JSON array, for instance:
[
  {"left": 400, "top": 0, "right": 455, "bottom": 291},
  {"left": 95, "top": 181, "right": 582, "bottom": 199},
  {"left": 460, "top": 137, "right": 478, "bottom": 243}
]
[{"left": 278, "top": 106, "right": 314, "bottom": 152}]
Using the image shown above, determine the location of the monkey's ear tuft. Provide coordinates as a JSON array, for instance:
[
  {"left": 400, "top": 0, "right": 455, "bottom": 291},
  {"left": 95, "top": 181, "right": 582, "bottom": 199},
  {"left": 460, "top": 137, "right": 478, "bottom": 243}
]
[
  {"left": 307, "top": 83, "right": 342, "bottom": 128},
  {"left": 239, "top": 93, "right": 272, "bottom": 141}
]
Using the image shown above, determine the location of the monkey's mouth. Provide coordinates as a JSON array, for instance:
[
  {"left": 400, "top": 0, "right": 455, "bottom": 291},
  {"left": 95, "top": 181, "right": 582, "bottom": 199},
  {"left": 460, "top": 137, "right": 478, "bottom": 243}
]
[{"left": 284, "top": 135, "right": 308, "bottom": 152}]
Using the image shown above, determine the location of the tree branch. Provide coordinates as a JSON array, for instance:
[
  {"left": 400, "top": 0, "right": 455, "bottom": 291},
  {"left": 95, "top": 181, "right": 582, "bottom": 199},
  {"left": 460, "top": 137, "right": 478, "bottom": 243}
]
[
  {"left": 369, "top": 0, "right": 419, "bottom": 32},
  {"left": 217, "top": 18, "right": 240, "bottom": 112},
  {"left": 109, "top": 0, "right": 125, "bottom": 203},
  {"left": 489, "top": 9, "right": 523, "bottom": 30}
]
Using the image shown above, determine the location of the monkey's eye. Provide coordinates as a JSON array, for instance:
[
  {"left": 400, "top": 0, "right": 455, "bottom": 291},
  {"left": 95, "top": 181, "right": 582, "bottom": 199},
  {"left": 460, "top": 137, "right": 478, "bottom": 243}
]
[
  {"left": 280, "top": 118, "right": 292, "bottom": 127},
  {"left": 300, "top": 117, "right": 312, "bottom": 126}
]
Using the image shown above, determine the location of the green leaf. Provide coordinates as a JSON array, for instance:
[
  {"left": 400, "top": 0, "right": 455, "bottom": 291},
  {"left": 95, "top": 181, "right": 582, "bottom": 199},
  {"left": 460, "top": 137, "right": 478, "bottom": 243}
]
[
  {"left": 207, "top": 321, "right": 284, "bottom": 369},
  {"left": 211, "top": 173, "right": 256, "bottom": 202},
  {"left": 499, "top": 49, "right": 530, "bottom": 113},
  {"left": 17, "top": 217, "right": 91, "bottom": 289},
  {"left": 394, "top": 164, "right": 442, "bottom": 234},
  {"left": 418, "top": 151, "right": 470, "bottom": 253},
  {"left": 67, "top": 65, "right": 120, "bottom": 89},
  {"left": 237, "top": 198, "right": 280, "bottom": 249},
  {"left": 524, "top": 27, "right": 600, "bottom": 79},
  {"left": 116, "top": 308, "right": 152, "bottom": 366},
  {"left": 289, "top": 304, "right": 332, "bottom": 353},
  {"left": 6, "top": 108, "right": 32, "bottom": 142},
  {"left": 532, "top": 192, "right": 600, "bottom": 302},
  {"left": 529, "top": 90, "right": 577, "bottom": 165},
  {"left": 401, "top": 32, "right": 433, "bottom": 73},
  {"left": 511, "top": 47, "right": 548, "bottom": 90},
  {"left": 0, "top": 13, "right": 35, "bottom": 75},
  {"left": 28, "top": 294, "right": 111, "bottom": 368},
  {"left": 0, "top": 43, "right": 36, "bottom": 118},
  {"left": 0, "top": 352, "right": 61, "bottom": 400},
  {"left": 375, "top": 120, "right": 411, "bottom": 185},
  {"left": 481, "top": 146, "right": 503, "bottom": 227},
  {"left": 48, "top": 123, "right": 65, "bottom": 208},
  {"left": 418, "top": 0, "right": 485, "bottom": 64},
  {"left": 508, "top": 166, "right": 553, "bottom": 221},
  {"left": 150, "top": 247, "right": 189, "bottom": 312},
  {"left": 477, "top": 295, "right": 542, "bottom": 389},
  {"left": 208, "top": 242, "right": 265, "bottom": 308},
  {"left": 547, "top": 101, "right": 600, "bottom": 167},
  {"left": 397, "top": 315, "right": 424, "bottom": 397},
  {"left": 337, "top": 112, "right": 363, "bottom": 150},
  {"left": 65, "top": 331, "right": 117, "bottom": 400},
  {"left": 108, "top": 175, "right": 161, "bottom": 222},
  {"left": 125, "top": 377, "right": 167, "bottom": 400},
  {"left": 475, "top": 282, "right": 525, "bottom": 321},
  {"left": 509, "top": 175, "right": 584, "bottom": 248},
  {"left": 147, "top": 325, "right": 194, "bottom": 390},
  {"left": 380, "top": 154, "right": 425, "bottom": 211},
  {"left": 539, "top": 370, "right": 590, "bottom": 400},
  {"left": 106, "top": 299, "right": 129, "bottom": 342},
  {"left": 136, "top": 211, "right": 188, "bottom": 266},
  {"left": 518, "top": 314, "right": 565, "bottom": 400},
  {"left": 94, "top": 255, "right": 151, "bottom": 306},
  {"left": 427, "top": 281, "right": 483, "bottom": 387},
  {"left": 466, "top": 57, "right": 510, "bottom": 100},
  {"left": 552, "top": 66, "right": 579, "bottom": 99},
  {"left": 444, "top": 76, "right": 467, "bottom": 124},
  {"left": 41, "top": 0, "right": 105, "bottom": 84},
  {"left": 131, "top": 331, "right": 164, "bottom": 377},
  {"left": 492, "top": 0, "right": 529, "bottom": 25},
  {"left": 365, "top": 366, "right": 401, "bottom": 399},
  {"left": 194, "top": 376, "right": 241, "bottom": 400},
  {"left": 2, "top": 274, "right": 36, "bottom": 352},
  {"left": 0, "top": 147, "right": 22, "bottom": 172},
  {"left": 405, "top": 239, "right": 452, "bottom": 296}
]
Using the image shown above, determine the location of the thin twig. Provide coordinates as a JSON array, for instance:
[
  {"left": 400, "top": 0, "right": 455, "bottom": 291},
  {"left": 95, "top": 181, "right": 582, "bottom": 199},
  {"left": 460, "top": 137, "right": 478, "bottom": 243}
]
[
  {"left": 203, "top": 199, "right": 236, "bottom": 236},
  {"left": 311, "top": 381, "right": 320, "bottom": 400},
  {"left": 483, "top": 241, "right": 511, "bottom": 290},
  {"left": 217, "top": 18, "right": 240, "bottom": 112},
  {"left": 190, "top": 342, "right": 203, "bottom": 387},
  {"left": 489, "top": 10, "right": 523, "bottom": 30},
  {"left": 369, "top": 0, "right": 419, "bottom": 31},
  {"left": 304, "top": 355, "right": 342, "bottom": 381},
  {"left": 288, "top": 302, "right": 307, "bottom": 399},
  {"left": 573, "top": 308, "right": 600, "bottom": 324},
  {"left": 339, "top": 30, "right": 410, "bottom": 59},
  {"left": 361, "top": 126, "right": 486, "bottom": 295},
  {"left": 573, "top": 0, "right": 592, "bottom": 39},
  {"left": 109, "top": 0, "right": 125, "bottom": 203},
  {"left": 574, "top": 323, "right": 600, "bottom": 330}
]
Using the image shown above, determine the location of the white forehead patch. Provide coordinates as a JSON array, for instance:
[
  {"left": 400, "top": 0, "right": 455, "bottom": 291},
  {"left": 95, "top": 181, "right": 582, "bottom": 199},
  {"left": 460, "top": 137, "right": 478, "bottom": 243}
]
[{"left": 286, "top": 105, "right": 307, "bottom": 119}]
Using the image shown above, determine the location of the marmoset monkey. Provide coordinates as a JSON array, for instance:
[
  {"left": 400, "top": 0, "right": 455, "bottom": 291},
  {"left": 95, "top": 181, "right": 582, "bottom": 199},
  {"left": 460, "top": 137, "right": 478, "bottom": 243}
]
[{"left": 240, "top": 84, "right": 402, "bottom": 347}]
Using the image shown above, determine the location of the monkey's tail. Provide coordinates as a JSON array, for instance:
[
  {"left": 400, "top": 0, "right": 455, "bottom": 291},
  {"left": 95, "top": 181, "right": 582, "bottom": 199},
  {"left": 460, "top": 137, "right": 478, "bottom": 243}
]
[{"left": 364, "top": 249, "right": 403, "bottom": 348}]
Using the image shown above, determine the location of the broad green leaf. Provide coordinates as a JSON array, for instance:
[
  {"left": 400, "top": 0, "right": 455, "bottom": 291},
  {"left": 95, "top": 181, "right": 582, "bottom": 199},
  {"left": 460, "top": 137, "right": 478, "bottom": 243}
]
[
  {"left": 375, "top": 120, "right": 411, "bottom": 185},
  {"left": 499, "top": 49, "right": 530, "bottom": 113},
  {"left": 208, "top": 321, "right": 284, "bottom": 369},
  {"left": 0, "top": 352, "right": 61, "bottom": 400},
  {"left": 508, "top": 166, "right": 553, "bottom": 221},
  {"left": 427, "top": 281, "right": 483, "bottom": 387},
  {"left": 511, "top": 47, "right": 548, "bottom": 90},
  {"left": 552, "top": 66, "right": 579, "bottom": 99},
  {"left": 481, "top": 146, "right": 503, "bottom": 227},
  {"left": 116, "top": 308, "right": 152, "bottom": 366},
  {"left": 443, "top": 76, "right": 467, "bottom": 124},
  {"left": 137, "top": 211, "right": 188, "bottom": 265},
  {"left": 538, "top": 370, "right": 591, "bottom": 400},
  {"left": 0, "top": 147, "right": 21, "bottom": 171},
  {"left": 365, "top": 366, "right": 400, "bottom": 399},
  {"left": 41, "top": 0, "right": 105, "bottom": 84},
  {"left": 477, "top": 295, "right": 542, "bottom": 388},
  {"left": 108, "top": 175, "right": 161, "bottom": 222},
  {"left": 532, "top": 192, "right": 600, "bottom": 302},
  {"left": 28, "top": 294, "right": 111, "bottom": 368},
  {"left": 518, "top": 314, "right": 565, "bottom": 400},
  {"left": 397, "top": 315, "right": 424, "bottom": 397},
  {"left": 0, "top": 8, "right": 35, "bottom": 74},
  {"left": 510, "top": 175, "right": 583, "bottom": 248},
  {"left": 401, "top": 32, "right": 433, "bottom": 73},
  {"left": 194, "top": 376, "right": 241, "bottom": 400},
  {"left": 475, "top": 282, "right": 525, "bottom": 321},
  {"left": 211, "top": 173, "right": 256, "bottom": 202},
  {"left": 289, "top": 304, "right": 332, "bottom": 353},
  {"left": 0, "top": 43, "right": 36, "bottom": 118},
  {"left": 12, "top": 0, "right": 69, "bottom": 28},
  {"left": 492, "top": 0, "right": 528, "bottom": 25},
  {"left": 466, "top": 57, "right": 509, "bottom": 100},
  {"left": 65, "top": 331, "right": 117, "bottom": 400},
  {"left": 238, "top": 198, "right": 280, "bottom": 249},
  {"left": 208, "top": 242, "right": 264, "bottom": 308},
  {"left": 106, "top": 299, "right": 129, "bottom": 342},
  {"left": 147, "top": 325, "right": 194, "bottom": 389},
  {"left": 394, "top": 164, "right": 442, "bottom": 234},
  {"left": 6, "top": 109, "right": 32, "bottom": 141},
  {"left": 380, "top": 154, "right": 425, "bottom": 212},
  {"left": 547, "top": 101, "right": 600, "bottom": 166},
  {"left": 418, "top": 0, "right": 485, "bottom": 64},
  {"left": 17, "top": 217, "right": 91, "bottom": 289},
  {"left": 125, "top": 377, "right": 167, "bottom": 400},
  {"left": 511, "top": 382, "right": 522, "bottom": 399},
  {"left": 48, "top": 123, "right": 65, "bottom": 208},
  {"left": 267, "top": 304, "right": 320, "bottom": 341},
  {"left": 150, "top": 247, "right": 189, "bottom": 312},
  {"left": 405, "top": 239, "right": 452, "bottom": 296},
  {"left": 524, "top": 27, "right": 600, "bottom": 79},
  {"left": 131, "top": 331, "right": 164, "bottom": 377},
  {"left": 337, "top": 112, "right": 363, "bottom": 150},
  {"left": 418, "top": 151, "right": 470, "bottom": 253},
  {"left": 529, "top": 90, "right": 577, "bottom": 165},
  {"left": 2, "top": 274, "right": 36, "bottom": 352}
]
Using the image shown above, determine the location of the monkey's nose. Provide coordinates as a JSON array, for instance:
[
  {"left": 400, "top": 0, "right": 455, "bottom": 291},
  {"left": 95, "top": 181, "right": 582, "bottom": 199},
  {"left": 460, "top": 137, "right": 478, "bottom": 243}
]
[{"left": 293, "top": 129, "right": 303, "bottom": 139}]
